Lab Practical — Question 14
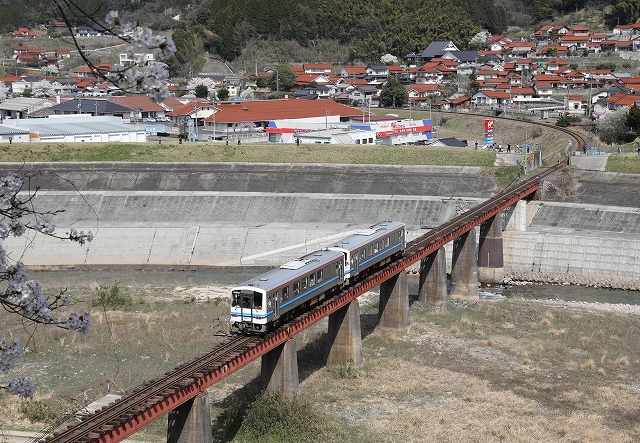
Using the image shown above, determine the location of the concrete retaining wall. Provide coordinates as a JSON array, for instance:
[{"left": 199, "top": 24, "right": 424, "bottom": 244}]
[{"left": 7, "top": 191, "right": 640, "bottom": 280}]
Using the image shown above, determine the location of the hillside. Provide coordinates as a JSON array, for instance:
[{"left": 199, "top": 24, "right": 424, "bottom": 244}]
[{"left": 4, "top": 0, "right": 640, "bottom": 78}]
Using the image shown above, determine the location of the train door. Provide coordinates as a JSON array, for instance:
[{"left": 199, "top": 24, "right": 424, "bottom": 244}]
[
  {"left": 271, "top": 292, "right": 280, "bottom": 320},
  {"left": 351, "top": 250, "right": 359, "bottom": 277},
  {"left": 238, "top": 291, "right": 256, "bottom": 327}
]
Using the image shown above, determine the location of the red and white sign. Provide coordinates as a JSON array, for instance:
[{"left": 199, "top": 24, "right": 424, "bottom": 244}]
[
  {"left": 377, "top": 120, "right": 432, "bottom": 137},
  {"left": 484, "top": 119, "right": 494, "bottom": 132}
]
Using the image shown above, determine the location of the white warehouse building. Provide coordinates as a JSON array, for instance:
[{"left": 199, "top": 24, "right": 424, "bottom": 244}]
[{"left": 1, "top": 115, "right": 147, "bottom": 143}]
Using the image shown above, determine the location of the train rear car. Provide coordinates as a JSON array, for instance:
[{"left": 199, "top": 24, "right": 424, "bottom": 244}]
[
  {"left": 326, "top": 221, "right": 405, "bottom": 283},
  {"left": 230, "top": 249, "right": 345, "bottom": 333}
]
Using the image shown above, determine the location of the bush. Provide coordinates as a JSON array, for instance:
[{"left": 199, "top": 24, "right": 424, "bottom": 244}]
[
  {"left": 91, "top": 282, "right": 132, "bottom": 310},
  {"left": 217, "top": 392, "right": 349, "bottom": 443},
  {"left": 555, "top": 114, "right": 581, "bottom": 128},
  {"left": 19, "top": 399, "right": 58, "bottom": 423}
]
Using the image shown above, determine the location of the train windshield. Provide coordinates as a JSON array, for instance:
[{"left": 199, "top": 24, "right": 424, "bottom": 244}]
[{"left": 231, "top": 290, "right": 263, "bottom": 310}]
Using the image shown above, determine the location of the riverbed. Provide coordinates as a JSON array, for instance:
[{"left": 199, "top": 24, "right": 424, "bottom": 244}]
[{"left": 27, "top": 265, "right": 640, "bottom": 307}]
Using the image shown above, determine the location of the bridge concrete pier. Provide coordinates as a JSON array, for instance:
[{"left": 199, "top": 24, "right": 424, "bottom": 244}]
[
  {"left": 378, "top": 271, "right": 410, "bottom": 332},
  {"left": 418, "top": 247, "right": 447, "bottom": 304},
  {"left": 326, "top": 300, "right": 363, "bottom": 367},
  {"left": 449, "top": 227, "right": 479, "bottom": 300},
  {"left": 506, "top": 200, "right": 528, "bottom": 231},
  {"left": 261, "top": 338, "right": 299, "bottom": 397},
  {"left": 478, "top": 214, "right": 505, "bottom": 284},
  {"left": 167, "top": 391, "right": 212, "bottom": 443}
]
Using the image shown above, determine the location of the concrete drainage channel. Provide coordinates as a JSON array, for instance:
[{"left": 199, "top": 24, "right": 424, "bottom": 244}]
[{"left": 5, "top": 191, "right": 640, "bottom": 284}]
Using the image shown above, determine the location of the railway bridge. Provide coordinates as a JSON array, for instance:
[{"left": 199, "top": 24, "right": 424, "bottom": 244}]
[{"left": 43, "top": 162, "right": 564, "bottom": 443}]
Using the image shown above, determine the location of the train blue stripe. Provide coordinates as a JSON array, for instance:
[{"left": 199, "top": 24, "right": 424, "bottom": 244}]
[
  {"left": 234, "top": 275, "right": 341, "bottom": 319},
  {"left": 343, "top": 243, "right": 402, "bottom": 277}
]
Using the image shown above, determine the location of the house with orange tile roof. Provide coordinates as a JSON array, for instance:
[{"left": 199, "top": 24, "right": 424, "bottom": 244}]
[
  {"left": 303, "top": 63, "right": 332, "bottom": 75},
  {"left": 510, "top": 87, "right": 536, "bottom": 102},
  {"left": 573, "top": 25, "right": 591, "bottom": 35},
  {"left": 340, "top": 66, "right": 367, "bottom": 78},
  {"left": 565, "top": 94, "right": 586, "bottom": 111},
  {"left": 13, "top": 28, "right": 36, "bottom": 38},
  {"left": 13, "top": 46, "right": 46, "bottom": 62},
  {"left": 161, "top": 98, "right": 214, "bottom": 139},
  {"left": 613, "top": 24, "right": 633, "bottom": 36},
  {"left": 472, "top": 90, "right": 511, "bottom": 107},
  {"left": 508, "top": 42, "right": 536, "bottom": 58},
  {"left": 603, "top": 92, "right": 640, "bottom": 110},
  {"left": 588, "top": 32, "right": 607, "bottom": 43},
  {"left": 55, "top": 49, "right": 71, "bottom": 59},
  {"left": 448, "top": 95, "right": 471, "bottom": 110},
  {"left": 201, "top": 98, "right": 361, "bottom": 141},
  {"left": 545, "top": 59, "right": 569, "bottom": 73},
  {"left": 585, "top": 42, "right": 602, "bottom": 54},
  {"left": 533, "top": 82, "right": 554, "bottom": 99},
  {"left": 533, "top": 24, "right": 569, "bottom": 41},
  {"left": 513, "top": 58, "right": 535, "bottom": 72},
  {"left": 73, "top": 63, "right": 115, "bottom": 77},
  {"left": 408, "top": 83, "right": 440, "bottom": 101},
  {"left": 414, "top": 64, "right": 443, "bottom": 84},
  {"left": 536, "top": 45, "right": 569, "bottom": 57},
  {"left": 559, "top": 34, "right": 589, "bottom": 50},
  {"left": 295, "top": 73, "right": 331, "bottom": 86}
]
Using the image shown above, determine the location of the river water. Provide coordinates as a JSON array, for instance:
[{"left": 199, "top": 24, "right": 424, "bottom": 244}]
[{"left": 28, "top": 266, "right": 640, "bottom": 306}]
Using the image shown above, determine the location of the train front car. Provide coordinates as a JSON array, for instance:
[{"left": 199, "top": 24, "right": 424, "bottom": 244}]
[
  {"left": 326, "top": 221, "right": 406, "bottom": 283},
  {"left": 230, "top": 249, "right": 345, "bottom": 333}
]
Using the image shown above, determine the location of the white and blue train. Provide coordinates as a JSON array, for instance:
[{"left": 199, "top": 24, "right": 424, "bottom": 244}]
[{"left": 230, "top": 221, "right": 406, "bottom": 333}]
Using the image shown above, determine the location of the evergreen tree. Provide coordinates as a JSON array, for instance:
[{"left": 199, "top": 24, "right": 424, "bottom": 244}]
[
  {"left": 379, "top": 78, "right": 408, "bottom": 108},
  {"left": 269, "top": 65, "right": 296, "bottom": 92},
  {"left": 194, "top": 84, "right": 209, "bottom": 98},
  {"left": 217, "top": 87, "right": 230, "bottom": 101},
  {"left": 625, "top": 103, "right": 640, "bottom": 133}
]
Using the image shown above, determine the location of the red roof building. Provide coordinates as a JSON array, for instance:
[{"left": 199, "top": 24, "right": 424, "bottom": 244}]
[{"left": 13, "top": 28, "right": 36, "bottom": 38}]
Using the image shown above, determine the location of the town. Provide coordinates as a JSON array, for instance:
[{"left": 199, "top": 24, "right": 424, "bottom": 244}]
[{"left": 2, "top": 22, "right": 640, "bottom": 145}]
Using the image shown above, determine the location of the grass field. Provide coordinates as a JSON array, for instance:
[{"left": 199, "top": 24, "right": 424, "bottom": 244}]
[{"left": 2, "top": 111, "right": 638, "bottom": 174}]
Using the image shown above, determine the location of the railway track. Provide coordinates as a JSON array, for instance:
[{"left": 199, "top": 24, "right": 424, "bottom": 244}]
[
  {"left": 45, "top": 335, "right": 261, "bottom": 442},
  {"left": 43, "top": 156, "right": 568, "bottom": 443}
]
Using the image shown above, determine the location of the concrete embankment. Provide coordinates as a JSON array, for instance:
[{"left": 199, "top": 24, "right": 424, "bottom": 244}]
[{"left": 7, "top": 191, "right": 640, "bottom": 285}]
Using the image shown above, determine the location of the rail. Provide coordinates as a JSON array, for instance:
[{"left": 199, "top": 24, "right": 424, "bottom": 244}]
[{"left": 43, "top": 161, "right": 565, "bottom": 443}]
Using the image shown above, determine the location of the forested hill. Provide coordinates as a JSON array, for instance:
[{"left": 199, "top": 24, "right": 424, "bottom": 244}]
[
  {"left": 5, "top": 0, "right": 640, "bottom": 68},
  {"left": 184, "top": 0, "right": 506, "bottom": 61}
]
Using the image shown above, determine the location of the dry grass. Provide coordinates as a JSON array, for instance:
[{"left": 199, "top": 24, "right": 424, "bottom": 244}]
[
  {"left": 3, "top": 285, "right": 640, "bottom": 442},
  {"left": 0, "top": 140, "right": 498, "bottom": 166},
  {"left": 0, "top": 111, "right": 576, "bottom": 165}
]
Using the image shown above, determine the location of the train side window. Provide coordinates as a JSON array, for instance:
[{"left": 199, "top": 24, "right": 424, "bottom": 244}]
[
  {"left": 293, "top": 282, "right": 299, "bottom": 296},
  {"left": 385, "top": 237, "right": 390, "bottom": 248},
  {"left": 310, "top": 273, "right": 316, "bottom": 287},
  {"left": 374, "top": 242, "right": 379, "bottom": 253},
  {"left": 360, "top": 249, "right": 365, "bottom": 260},
  {"left": 254, "top": 292, "right": 263, "bottom": 310},
  {"left": 283, "top": 287, "right": 289, "bottom": 300},
  {"left": 368, "top": 245, "right": 372, "bottom": 256},
  {"left": 302, "top": 277, "right": 308, "bottom": 290},
  {"left": 317, "top": 270, "right": 323, "bottom": 283},
  {"left": 231, "top": 290, "right": 240, "bottom": 307}
]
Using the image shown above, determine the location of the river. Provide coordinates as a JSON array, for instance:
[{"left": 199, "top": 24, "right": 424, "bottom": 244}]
[{"left": 28, "top": 266, "right": 640, "bottom": 306}]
